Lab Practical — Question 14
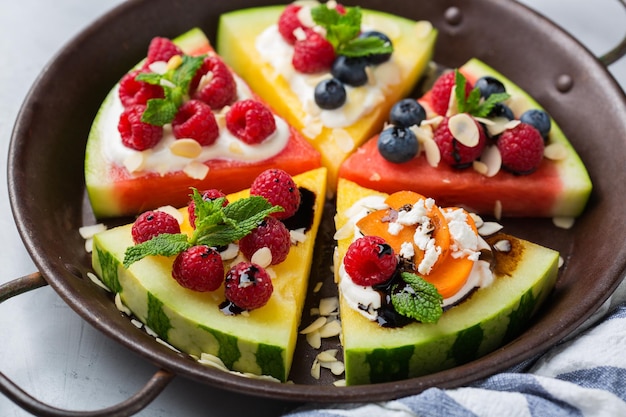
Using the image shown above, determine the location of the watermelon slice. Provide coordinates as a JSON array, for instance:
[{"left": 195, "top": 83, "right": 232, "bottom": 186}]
[
  {"left": 216, "top": 3, "right": 437, "bottom": 191},
  {"left": 334, "top": 178, "right": 559, "bottom": 385},
  {"left": 85, "top": 28, "right": 321, "bottom": 218},
  {"left": 339, "top": 58, "right": 592, "bottom": 218}
]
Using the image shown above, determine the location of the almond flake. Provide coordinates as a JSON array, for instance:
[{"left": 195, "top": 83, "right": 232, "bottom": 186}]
[
  {"left": 329, "top": 361, "right": 345, "bottom": 375},
  {"left": 422, "top": 136, "right": 441, "bottom": 167},
  {"left": 504, "top": 119, "right": 521, "bottom": 130},
  {"left": 300, "top": 316, "right": 327, "bottom": 334},
  {"left": 472, "top": 160, "right": 489, "bottom": 176},
  {"left": 159, "top": 78, "right": 176, "bottom": 89},
  {"left": 469, "top": 213, "right": 484, "bottom": 228},
  {"left": 478, "top": 221, "right": 503, "bottom": 236},
  {"left": 79, "top": 223, "right": 107, "bottom": 239},
  {"left": 494, "top": 200, "right": 503, "bottom": 220},
  {"left": 170, "top": 138, "right": 202, "bottom": 158},
  {"left": 484, "top": 117, "right": 511, "bottom": 137},
  {"left": 123, "top": 152, "right": 146, "bottom": 173},
  {"left": 84, "top": 238, "right": 94, "bottom": 253},
  {"left": 478, "top": 145, "right": 502, "bottom": 177},
  {"left": 313, "top": 281, "right": 323, "bottom": 293},
  {"left": 310, "top": 359, "right": 321, "bottom": 379},
  {"left": 87, "top": 272, "right": 110, "bottom": 292},
  {"left": 333, "top": 220, "right": 355, "bottom": 240},
  {"left": 333, "top": 379, "right": 347, "bottom": 387},
  {"left": 553, "top": 216, "right": 575, "bottom": 229},
  {"left": 114, "top": 293, "right": 132, "bottom": 315},
  {"left": 421, "top": 115, "right": 444, "bottom": 127},
  {"left": 251, "top": 247, "right": 272, "bottom": 268},
  {"left": 319, "top": 319, "right": 342, "bottom": 338},
  {"left": 448, "top": 113, "right": 479, "bottom": 146},
  {"left": 493, "top": 239, "right": 512, "bottom": 252},
  {"left": 148, "top": 60, "right": 168, "bottom": 74},
  {"left": 306, "top": 331, "right": 322, "bottom": 349},
  {"left": 183, "top": 161, "right": 209, "bottom": 180},
  {"left": 319, "top": 297, "right": 339, "bottom": 316},
  {"left": 558, "top": 256, "right": 565, "bottom": 268},
  {"left": 290, "top": 228, "right": 307, "bottom": 244},
  {"left": 544, "top": 142, "right": 568, "bottom": 161},
  {"left": 316, "top": 350, "right": 338, "bottom": 362},
  {"left": 369, "top": 172, "right": 381, "bottom": 181},
  {"left": 293, "top": 26, "right": 307, "bottom": 41}
]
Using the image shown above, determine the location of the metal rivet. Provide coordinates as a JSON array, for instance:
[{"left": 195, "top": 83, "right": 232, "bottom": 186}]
[
  {"left": 444, "top": 7, "right": 463, "bottom": 25},
  {"left": 556, "top": 74, "right": 574, "bottom": 92}
]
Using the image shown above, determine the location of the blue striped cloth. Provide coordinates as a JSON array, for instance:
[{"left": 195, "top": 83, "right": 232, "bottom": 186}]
[{"left": 286, "top": 280, "right": 626, "bottom": 417}]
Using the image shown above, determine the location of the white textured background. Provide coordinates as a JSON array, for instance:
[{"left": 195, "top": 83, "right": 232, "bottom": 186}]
[{"left": 1, "top": 1, "right": 625, "bottom": 416}]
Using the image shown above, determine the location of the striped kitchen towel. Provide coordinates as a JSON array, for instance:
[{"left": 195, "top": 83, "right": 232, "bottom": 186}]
[{"left": 285, "top": 279, "right": 626, "bottom": 417}]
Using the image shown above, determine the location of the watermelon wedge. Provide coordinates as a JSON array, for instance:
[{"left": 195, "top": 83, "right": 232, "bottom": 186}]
[
  {"left": 339, "top": 58, "right": 592, "bottom": 218},
  {"left": 85, "top": 28, "right": 321, "bottom": 218}
]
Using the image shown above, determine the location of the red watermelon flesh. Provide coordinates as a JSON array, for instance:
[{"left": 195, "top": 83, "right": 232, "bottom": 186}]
[{"left": 339, "top": 58, "right": 592, "bottom": 218}]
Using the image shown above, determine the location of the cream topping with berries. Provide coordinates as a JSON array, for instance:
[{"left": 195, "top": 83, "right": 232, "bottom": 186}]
[
  {"left": 255, "top": 4, "right": 401, "bottom": 132},
  {"left": 335, "top": 195, "right": 495, "bottom": 322},
  {"left": 98, "top": 75, "right": 291, "bottom": 178}
]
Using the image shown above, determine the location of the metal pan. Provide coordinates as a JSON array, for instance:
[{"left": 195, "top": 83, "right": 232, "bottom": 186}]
[{"left": 4, "top": 0, "right": 626, "bottom": 415}]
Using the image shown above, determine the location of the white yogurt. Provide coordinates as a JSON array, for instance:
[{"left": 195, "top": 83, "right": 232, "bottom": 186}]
[{"left": 97, "top": 75, "right": 290, "bottom": 176}]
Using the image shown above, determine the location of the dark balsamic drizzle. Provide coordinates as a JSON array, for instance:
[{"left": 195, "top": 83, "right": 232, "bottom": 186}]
[{"left": 281, "top": 187, "right": 315, "bottom": 233}]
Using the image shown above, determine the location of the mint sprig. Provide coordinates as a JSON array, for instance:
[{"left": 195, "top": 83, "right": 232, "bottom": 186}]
[
  {"left": 123, "top": 188, "right": 283, "bottom": 268},
  {"left": 455, "top": 70, "right": 510, "bottom": 118},
  {"left": 135, "top": 54, "right": 205, "bottom": 126},
  {"left": 310, "top": 4, "right": 393, "bottom": 58},
  {"left": 391, "top": 272, "right": 443, "bottom": 323}
]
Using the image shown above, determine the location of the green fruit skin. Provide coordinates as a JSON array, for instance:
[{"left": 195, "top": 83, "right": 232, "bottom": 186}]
[
  {"left": 342, "top": 237, "right": 559, "bottom": 385},
  {"left": 91, "top": 225, "right": 289, "bottom": 381}
]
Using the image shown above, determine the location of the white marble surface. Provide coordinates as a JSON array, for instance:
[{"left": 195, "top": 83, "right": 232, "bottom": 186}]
[{"left": 1, "top": 1, "right": 625, "bottom": 416}]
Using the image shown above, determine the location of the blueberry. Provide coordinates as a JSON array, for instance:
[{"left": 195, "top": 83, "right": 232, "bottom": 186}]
[
  {"left": 331, "top": 55, "right": 368, "bottom": 87},
  {"left": 520, "top": 109, "right": 551, "bottom": 139},
  {"left": 377, "top": 126, "right": 419, "bottom": 163},
  {"left": 314, "top": 78, "right": 347, "bottom": 110},
  {"left": 358, "top": 30, "right": 393, "bottom": 65},
  {"left": 389, "top": 98, "right": 426, "bottom": 128},
  {"left": 475, "top": 76, "right": 506, "bottom": 98},
  {"left": 489, "top": 103, "right": 514, "bottom": 120}
]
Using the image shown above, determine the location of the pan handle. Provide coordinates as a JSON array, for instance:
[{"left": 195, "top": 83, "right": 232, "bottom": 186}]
[
  {"left": 599, "top": 0, "right": 626, "bottom": 65},
  {"left": 0, "top": 272, "right": 175, "bottom": 417}
]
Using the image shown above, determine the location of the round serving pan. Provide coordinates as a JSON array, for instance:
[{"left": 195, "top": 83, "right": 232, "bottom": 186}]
[{"left": 5, "top": 0, "right": 626, "bottom": 414}]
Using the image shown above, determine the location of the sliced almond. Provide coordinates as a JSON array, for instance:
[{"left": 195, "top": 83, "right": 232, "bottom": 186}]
[
  {"left": 368, "top": 172, "right": 382, "bottom": 182},
  {"left": 313, "top": 281, "right": 323, "bottom": 293},
  {"left": 310, "top": 359, "right": 321, "bottom": 379},
  {"left": 170, "top": 138, "right": 202, "bottom": 158},
  {"left": 478, "top": 221, "right": 503, "bottom": 236},
  {"left": 422, "top": 136, "right": 441, "bottom": 167},
  {"left": 472, "top": 160, "right": 489, "bottom": 176},
  {"left": 316, "top": 349, "right": 338, "bottom": 362},
  {"left": 251, "top": 247, "right": 272, "bottom": 268},
  {"left": 319, "top": 297, "right": 339, "bottom": 316},
  {"left": 544, "top": 142, "right": 568, "bottom": 161},
  {"left": 166, "top": 54, "right": 183, "bottom": 70},
  {"left": 306, "top": 331, "right": 322, "bottom": 349},
  {"left": 478, "top": 145, "right": 502, "bottom": 177},
  {"left": 494, "top": 200, "right": 503, "bottom": 220},
  {"left": 448, "top": 113, "right": 479, "bottom": 147},
  {"left": 123, "top": 151, "right": 146, "bottom": 173},
  {"left": 553, "top": 216, "right": 575, "bottom": 229},
  {"left": 493, "top": 239, "right": 512, "bottom": 252},
  {"left": 300, "top": 316, "right": 327, "bottom": 334},
  {"left": 156, "top": 205, "right": 184, "bottom": 224},
  {"left": 183, "top": 161, "right": 209, "bottom": 180},
  {"left": 79, "top": 223, "right": 107, "bottom": 239},
  {"left": 319, "top": 319, "right": 342, "bottom": 338}
]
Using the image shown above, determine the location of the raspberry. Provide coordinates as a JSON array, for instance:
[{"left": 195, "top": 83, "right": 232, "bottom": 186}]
[
  {"left": 118, "top": 70, "right": 164, "bottom": 108},
  {"left": 171, "top": 245, "right": 225, "bottom": 292},
  {"left": 429, "top": 71, "right": 473, "bottom": 116},
  {"left": 118, "top": 105, "right": 163, "bottom": 151},
  {"left": 131, "top": 210, "right": 181, "bottom": 244},
  {"left": 278, "top": 4, "right": 304, "bottom": 44},
  {"left": 172, "top": 100, "right": 219, "bottom": 146},
  {"left": 239, "top": 216, "right": 291, "bottom": 265},
  {"left": 190, "top": 56, "right": 237, "bottom": 110},
  {"left": 225, "top": 99, "right": 276, "bottom": 144},
  {"left": 224, "top": 262, "right": 274, "bottom": 310},
  {"left": 497, "top": 123, "right": 545, "bottom": 174},
  {"left": 433, "top": 117, "right": 487, "bottom": 168},
  {"left": 250, "top": 169, "right": 301, "bottom": 219},
  {"left": 292, "top": 29, "right": 336, "bottom": 74},
  {"left": 145, "top": 37, "right": 182, "bottom": 66},
  {"left": 343, "top": 236, "right": 397, "bottom": 286},
  {"left": 187, "top": 189, "right": 229, "bottom": 229}
]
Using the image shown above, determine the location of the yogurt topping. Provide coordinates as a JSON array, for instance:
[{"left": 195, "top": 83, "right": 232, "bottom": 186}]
[
  {"left": 98, "top": 75, "right": 291, "bottom": 176},
  {"left": 255, "top": 23, "right": 401, "bottom": 133},
  {"left": 337, "top": 195, "right": 495, "bottom": 322}
]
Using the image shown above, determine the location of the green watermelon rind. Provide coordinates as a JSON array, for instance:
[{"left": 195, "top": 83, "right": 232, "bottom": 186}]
[{"left": 341, "top": 238, "right": 559, "bottom": 385}]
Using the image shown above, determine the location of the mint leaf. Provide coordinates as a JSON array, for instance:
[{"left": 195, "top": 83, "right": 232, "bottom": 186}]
[
  {"left": 391, "top": 272, "right": 443, "bottom": 323},
  {"left": 136, "top": 54, "right": 205, "bottom": 126},
  {"left": 123, "top": 233, "right": 191, "bottom": 268},
  {"left": 454, "top": 70, "right": 510, "bottom": 118},
  {"left": 310, "top": 4, "right": 391, "bottom": 58}
]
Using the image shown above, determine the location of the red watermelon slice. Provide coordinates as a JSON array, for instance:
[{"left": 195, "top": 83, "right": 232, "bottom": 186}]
[
  {"left": 85, "top": 28, "right": 320, "bottom": 218},
  {"left": 339, "top": 58, "right": 592, "bottom": 219}
]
